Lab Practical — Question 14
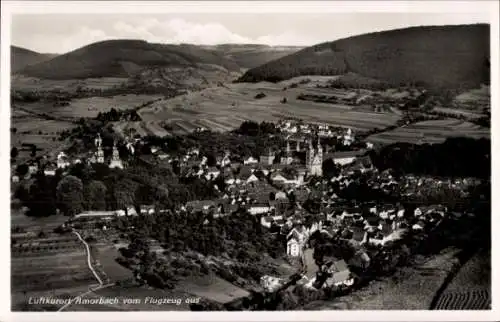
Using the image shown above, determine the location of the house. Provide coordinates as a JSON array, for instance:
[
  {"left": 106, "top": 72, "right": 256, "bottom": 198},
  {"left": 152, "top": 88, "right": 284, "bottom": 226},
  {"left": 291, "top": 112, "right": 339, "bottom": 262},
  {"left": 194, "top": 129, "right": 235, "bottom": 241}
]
[
  {"left": 323, "top": 259, "right": 353, "bottom": 287},
  {"left": 185, "top": 200, "right": 217, "bottom": 213},
  {"left": 43, "top": 164, "right": 57, "bottom": 176},
  {"left": 205, "top": 167, "right": 220, "bottom": 180},
  {"left": 352, "top": 226, "right": 368, "bottom": 244},
  {"left": 249, "top": 204, "right": 272, "bottom": 215},
  {"left": 287, "top": 236, "right": 302, "bottom": 257},
  {"left": 261, "top": 216, "right": 274, "bottom": 228},
  {"left": 260, "top": 275, "right": 283, "bottom": 292},
  {"left": 28, "top": 163, "right": 39, "bottom": 175},
  {"left": 140, "top": 205, "right": 156, "bottom": 215},
  {"left": 115, "top": 206, "right": 138, "bottom": 216},
  {"left": 412, "top": 220, "right": 425, "bottom": 231},
  {"left": 243, "top": 156, "right": 259, "bottom": 165},
  {"left": 329, "top": 150, "right": 365, "bottom": 166},
  {"left": 364, "top": 215, "right": 380, "bottom": 232},
  {"left": 286, "top": 226, "right": 308, "bottom": 257},
  {"left": 217, "top": 153, "right": 231, "bottom": 167},
  {"left": 270, "top": 171, "right": 304, "bottom": 187},
  {"left": 73, "top": 211, "right": 122, "bottom": 219},
  {"left": 56, "top": 152, "right": 71, "bottom": 169},
  {"left": 260, "top": 149, "right": 275, "bottom": 166},
  {"left": 245, "top": 173, "right": 259, "bottom": 184},
  {"left": 275, "top": 191, "right": 288, "bottom": 200}
]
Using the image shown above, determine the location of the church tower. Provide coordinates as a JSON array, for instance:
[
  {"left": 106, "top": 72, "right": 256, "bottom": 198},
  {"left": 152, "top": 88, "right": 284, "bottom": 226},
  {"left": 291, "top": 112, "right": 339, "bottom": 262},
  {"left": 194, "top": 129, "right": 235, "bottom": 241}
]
[
  {"left": 281, "top": 140, "right": 293, "bottom": 165},
  {"left": 317, "top": 136, "right": 323, "bottom": 161},
  {"left": 305, "top": 139, "right": 314, "bottom": 168},
  {"left": 260, "top": 147, "right": 275, "bottom": 165},
  {"left": 95, "top": 133, "right": 104, "bottom": 164},
  {"left": 109, "top": 141, "right": 124, "bottom": 169}
]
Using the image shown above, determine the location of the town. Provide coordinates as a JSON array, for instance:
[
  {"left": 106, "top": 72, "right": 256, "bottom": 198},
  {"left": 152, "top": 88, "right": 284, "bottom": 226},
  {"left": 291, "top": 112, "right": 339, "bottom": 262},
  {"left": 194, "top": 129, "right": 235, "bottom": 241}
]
[
  {"left": 11, "top": 115, "right": 490, "bottom": 310},
  {"left": 8, "top": 11, "right": 492, "bottom": 313}
]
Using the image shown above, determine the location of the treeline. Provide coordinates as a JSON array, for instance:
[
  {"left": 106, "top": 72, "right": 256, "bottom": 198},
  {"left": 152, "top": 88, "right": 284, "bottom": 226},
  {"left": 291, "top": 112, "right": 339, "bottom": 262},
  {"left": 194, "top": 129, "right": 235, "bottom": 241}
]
[{"left": 368, "top": 137, "right": 490, "bottom": 179}]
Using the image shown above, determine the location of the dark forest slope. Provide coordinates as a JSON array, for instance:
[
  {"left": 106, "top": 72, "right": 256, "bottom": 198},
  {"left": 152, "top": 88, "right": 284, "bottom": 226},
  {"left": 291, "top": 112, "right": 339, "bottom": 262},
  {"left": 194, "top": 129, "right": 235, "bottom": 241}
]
[
  {"left": 11, "top": 46, "right": 58, "bottom": 72},
  {"left": 17, "top": 40, "right": 242, "bottom": 79},
  {"left": 238, "top": 24, "right": 490, "bottom": 91},
  {"left": 205, "top": 44, "right": 302, "bottom": 69}
]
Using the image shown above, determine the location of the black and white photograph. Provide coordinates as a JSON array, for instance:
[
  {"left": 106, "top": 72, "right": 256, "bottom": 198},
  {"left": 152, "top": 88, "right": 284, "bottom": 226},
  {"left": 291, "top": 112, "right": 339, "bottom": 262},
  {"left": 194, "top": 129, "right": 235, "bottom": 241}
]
[{"left": 1, "top": 1, "right": 498, "bottom": 320}]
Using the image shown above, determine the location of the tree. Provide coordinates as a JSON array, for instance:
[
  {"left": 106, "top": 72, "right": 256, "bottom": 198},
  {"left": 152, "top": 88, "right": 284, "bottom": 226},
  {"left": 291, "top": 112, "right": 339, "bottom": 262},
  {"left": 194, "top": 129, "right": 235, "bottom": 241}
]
[
  {"left": 15, "top": 164, "right": 29, "bottom": 177},
  {"left": 11, "top": 147, "right": 18, "bottom": 159},
  {"left": 322, "top": 159, "right": 340, "bottom": 179},
  {"left": 26, "top": 174, "right": 56, "bottom": 217},
  {"left": 30, "top": 145, "right": 37, "bottom": 157},
  {"left": 113, "top": 179, "right": 137, "bottom": 213},
  {"left": 83, "top": 180, "right": 107, "bottom": 210},
  {"left": 56, "top": 175, "right": 84, "bottom": 216}
]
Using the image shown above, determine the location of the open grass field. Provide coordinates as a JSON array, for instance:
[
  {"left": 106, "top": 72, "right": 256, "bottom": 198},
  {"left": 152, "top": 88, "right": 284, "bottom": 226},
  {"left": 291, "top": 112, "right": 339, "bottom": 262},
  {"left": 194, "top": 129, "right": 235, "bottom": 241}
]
[
  {"left": 11, "top": 212, "right": 68, "bottom": 230},
  {"left": 367, "top": 119, "right": 490, "bottom": 145},
  {"left": 138, "top": 78, "right": 401, "bottom": 135},
  {"left": 177, "top": 275, "right": 250, "bottom": 304},
  {"left": 91, "top": 245, "right": 134, "bottom": 282},
  {"left": 303, "top": 249, "right": 460, "bottom": 310}
]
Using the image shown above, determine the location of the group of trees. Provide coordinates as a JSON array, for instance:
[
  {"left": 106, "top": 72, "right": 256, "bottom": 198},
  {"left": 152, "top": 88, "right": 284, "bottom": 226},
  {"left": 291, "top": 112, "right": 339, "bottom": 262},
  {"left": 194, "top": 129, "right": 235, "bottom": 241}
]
[
  {"left": 114, "top": 208, "right": 286, "bottom": 289},
  {"left": 234, "top": 121, "right": 279, "bottom": 137},
  {"left": 368, "top": 137, "right": 490, "bottom": 179},
  {"left": 15, "top": 156, "right": 225, "bottom": 217}
]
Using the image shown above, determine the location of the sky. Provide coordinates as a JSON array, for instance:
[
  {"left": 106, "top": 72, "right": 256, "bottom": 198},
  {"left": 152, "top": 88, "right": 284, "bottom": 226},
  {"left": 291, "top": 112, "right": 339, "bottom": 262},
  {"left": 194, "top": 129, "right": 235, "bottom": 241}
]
[{"left": 12, "top": 12, "right": 491, "bottom": 54}]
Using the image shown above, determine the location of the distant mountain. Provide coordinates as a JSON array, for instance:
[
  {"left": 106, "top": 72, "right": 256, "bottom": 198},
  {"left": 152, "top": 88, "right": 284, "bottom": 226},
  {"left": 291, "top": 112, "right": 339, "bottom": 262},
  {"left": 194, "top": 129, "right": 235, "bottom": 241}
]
[
  {"left": 237, "top": 24, "right": 490, "bottom": 91},
  {"left": 204, "top": 44, "right": 303, "bottom": 69},
  {"left": 11, "top": 46, "right": 58, "bottom": 72},
  {"left": 16, "top": 40, "right": 243, "bottom": 80}
]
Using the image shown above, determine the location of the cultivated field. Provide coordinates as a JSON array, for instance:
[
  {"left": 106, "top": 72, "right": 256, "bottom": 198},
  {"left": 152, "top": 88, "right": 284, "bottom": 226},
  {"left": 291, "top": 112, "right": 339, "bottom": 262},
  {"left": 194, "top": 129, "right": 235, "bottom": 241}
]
[
  {"left": 367, "top": 119, "right": 490, "bottom": 144},
  {"left": 434, "top": 250, "right": 491, "bottom": 310},
  {"left": 11, "top": 75, "right": 129, "bottom": 92},
  {"left": 10, "top": 211, "right": 98, "bottom": 311},
  {"left": 138, "top": 78, "right": 401, "bottom": 135},
  {"left": 454, "top": 85, "right": 490, "bottom": 106},
  {"left": 14, "top": 94, "right": 162, "bottom": 120}
]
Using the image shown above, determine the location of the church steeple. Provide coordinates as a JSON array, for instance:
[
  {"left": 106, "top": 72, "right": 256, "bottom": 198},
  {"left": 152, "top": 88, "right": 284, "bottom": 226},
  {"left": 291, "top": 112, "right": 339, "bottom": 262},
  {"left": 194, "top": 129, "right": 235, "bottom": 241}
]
[{"left": 109, "top": 140, "right": 124, "bottom": 169}]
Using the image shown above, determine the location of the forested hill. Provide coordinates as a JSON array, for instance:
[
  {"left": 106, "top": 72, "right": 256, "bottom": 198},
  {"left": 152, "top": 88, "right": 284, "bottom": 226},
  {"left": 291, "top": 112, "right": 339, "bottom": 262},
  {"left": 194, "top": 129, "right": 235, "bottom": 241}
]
[
  {"left": 11, "top": 46, "right": 58, "bottom": 72},
  {"left": 16, "top": 40, "right": 242, "bottom": 80},
  {"left": 237, "top": 24, "right": 490, "bottom": 91}
]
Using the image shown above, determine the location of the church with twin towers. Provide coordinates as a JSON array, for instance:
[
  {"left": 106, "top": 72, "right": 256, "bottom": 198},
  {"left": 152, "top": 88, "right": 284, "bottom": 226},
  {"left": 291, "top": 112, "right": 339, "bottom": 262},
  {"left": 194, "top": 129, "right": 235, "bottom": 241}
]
[{"left": 278, "top": 136, "right": 323, "bottom": 177}]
